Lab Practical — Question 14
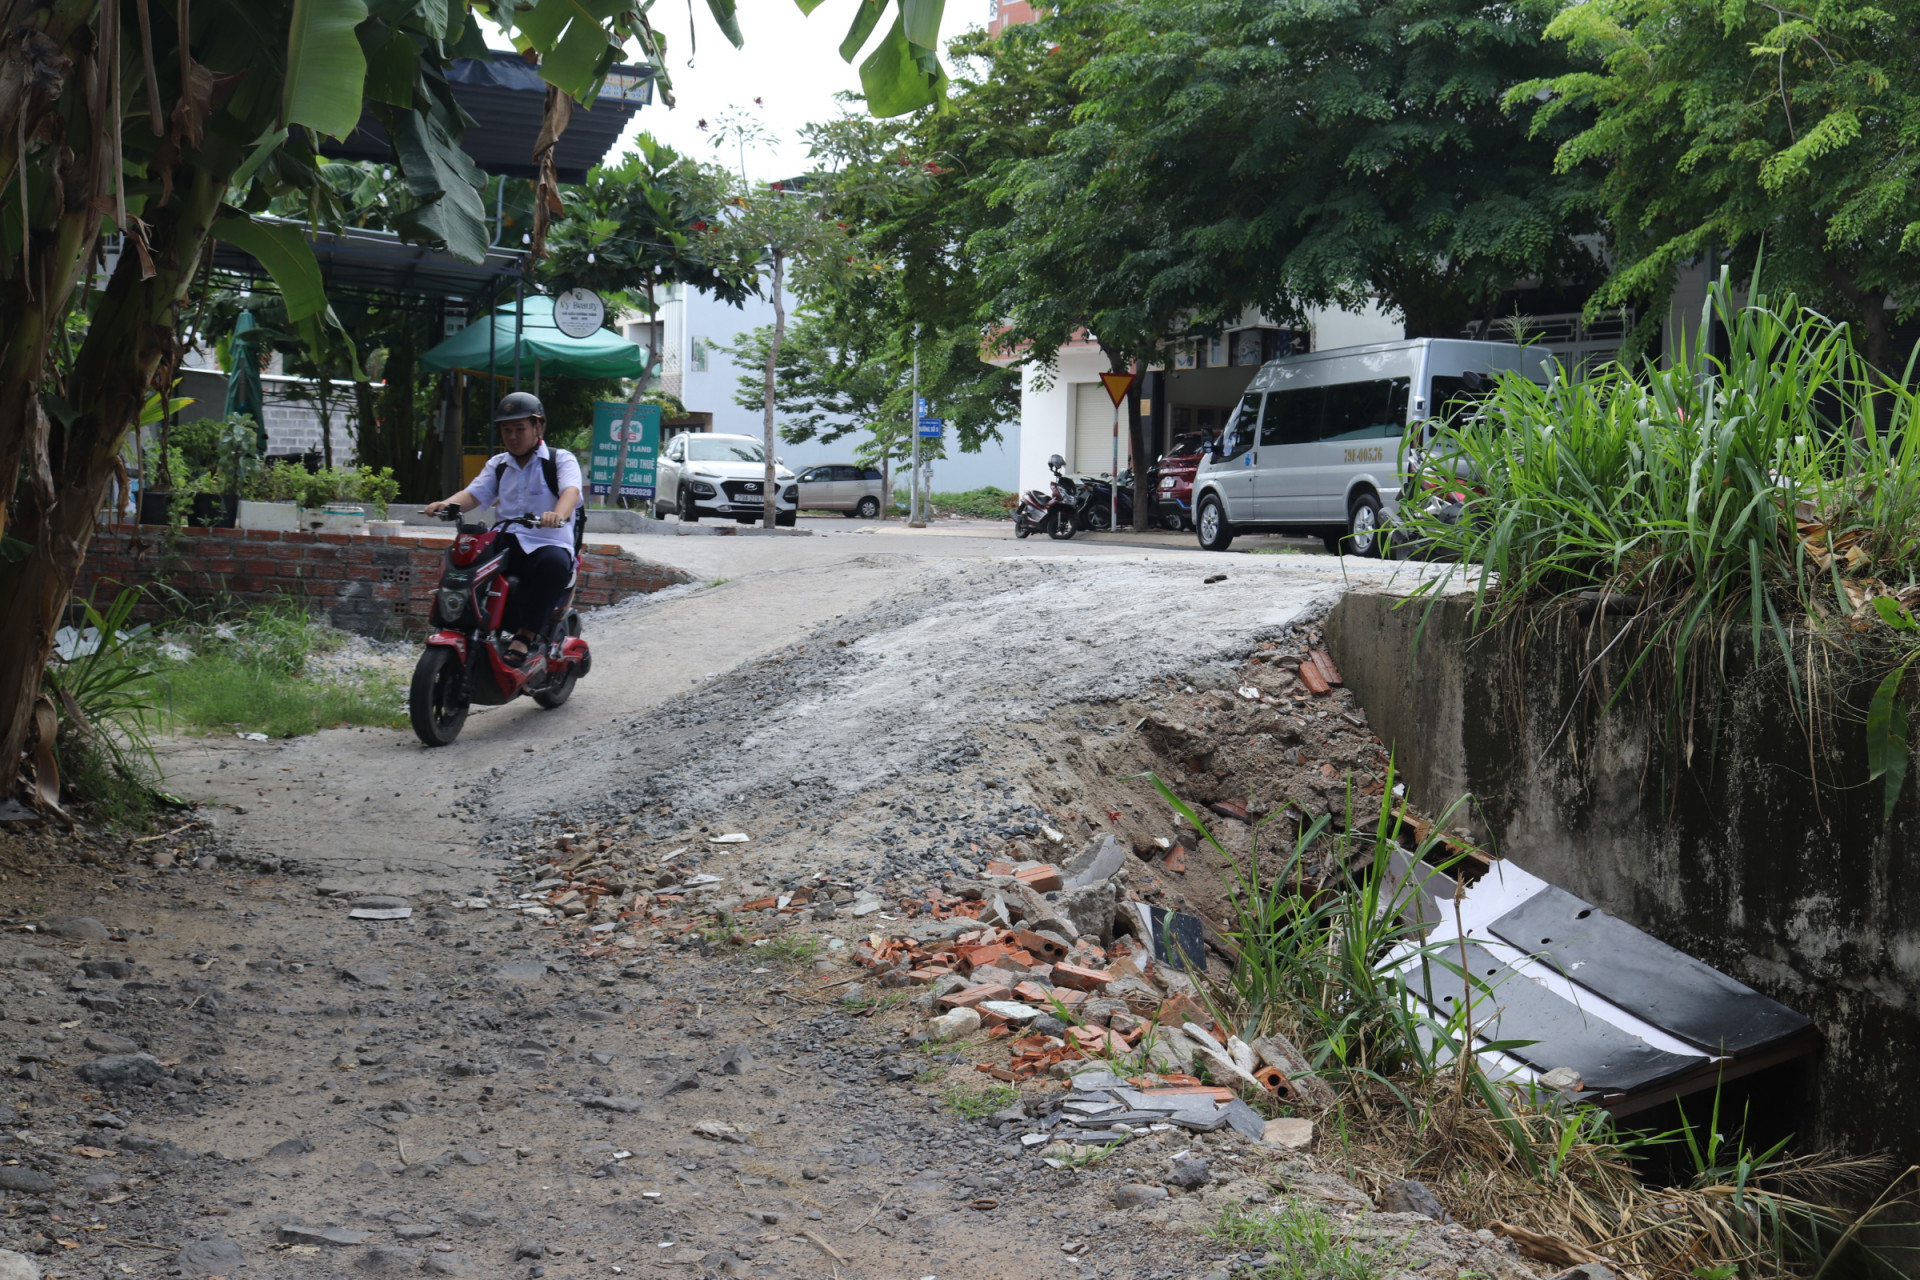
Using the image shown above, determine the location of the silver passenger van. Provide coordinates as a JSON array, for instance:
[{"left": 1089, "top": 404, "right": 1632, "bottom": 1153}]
[{"left": 1191, "top": 338, "right": 1552, "bottom": 555}]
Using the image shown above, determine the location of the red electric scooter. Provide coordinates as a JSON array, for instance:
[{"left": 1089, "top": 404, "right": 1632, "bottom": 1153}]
[{"left": 407, "top": 509, "right": 592, "bottom": 746}]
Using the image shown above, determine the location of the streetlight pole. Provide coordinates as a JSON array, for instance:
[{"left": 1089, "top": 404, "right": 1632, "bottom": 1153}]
[{"left": 908, "top": 332, "right": 923, "bottom": 528}]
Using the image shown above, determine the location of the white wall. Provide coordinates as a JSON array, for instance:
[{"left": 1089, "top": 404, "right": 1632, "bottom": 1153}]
[
  {"left": 1307, "top": 301, "right": 1403, "bottom": 350},
  {"left": 1015, "top": 345, "right": 1106, "bottom": 494}
]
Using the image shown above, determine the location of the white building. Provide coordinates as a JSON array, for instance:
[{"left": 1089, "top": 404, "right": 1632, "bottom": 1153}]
[
  {"left": 623, "top": 283, "right": 1019, "bottom": 491},
  {"left": 1010, "top": 296, "right": 1641, "bottom": 495},
  {"left": 1012, "top": 303, "right": 1403, "bottom": 494}
]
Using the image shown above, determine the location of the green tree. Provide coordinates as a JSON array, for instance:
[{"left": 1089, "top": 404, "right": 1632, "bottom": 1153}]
[
  {"left": 541, "top": 136, "right": 755, "bottom": 322},
  {"left": 1521, "top": 0, "right": 1920, "bottom": 368},
  {"left": 1073, "top": 0, "right": 1598, "bottom": 335},
  {"left": 700, "top": 179, "right": 849, "bottom": 526}
]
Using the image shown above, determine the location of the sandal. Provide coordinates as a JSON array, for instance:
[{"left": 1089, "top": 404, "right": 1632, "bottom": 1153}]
[{"left": 502, "top": 638, "right": 532, "bottom": 667}]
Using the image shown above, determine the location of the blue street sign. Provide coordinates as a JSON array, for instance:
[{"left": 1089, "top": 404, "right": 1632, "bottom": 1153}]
[
  {"left": 917, "top": 416, "right": 944, "bottom": 438},
  {"left": 917, "top": 396, "right": 931, "bottom": 416}
]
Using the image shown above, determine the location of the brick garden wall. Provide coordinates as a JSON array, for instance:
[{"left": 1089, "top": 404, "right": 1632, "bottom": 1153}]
[{"left": 75, "top": 525, "right": 692, "bottom": 637}]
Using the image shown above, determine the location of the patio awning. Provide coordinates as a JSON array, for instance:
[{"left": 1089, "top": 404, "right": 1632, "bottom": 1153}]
[
  {"left": 208, "top": 219, "right": 527, "bottom": 305},
  {"left": 419, "top": 293, "right": 648, "bottom": 379},
  {"left": 319, "top": 53, "right": 653, "bottom": 183}
]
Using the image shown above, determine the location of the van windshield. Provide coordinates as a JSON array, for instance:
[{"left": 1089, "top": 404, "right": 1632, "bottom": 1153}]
[{"left": 686, "top": 438, "right": 767, "bottom": 463}]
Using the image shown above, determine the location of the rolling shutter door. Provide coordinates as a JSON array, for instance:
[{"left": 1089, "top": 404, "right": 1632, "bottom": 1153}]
[{"left": 1073, "top": 382, "right": 1119, "bottom": 475}]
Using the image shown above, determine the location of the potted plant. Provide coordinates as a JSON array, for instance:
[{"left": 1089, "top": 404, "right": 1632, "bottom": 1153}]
[{"left": 238, "top": 459, "right": 305, "bottom": 531}]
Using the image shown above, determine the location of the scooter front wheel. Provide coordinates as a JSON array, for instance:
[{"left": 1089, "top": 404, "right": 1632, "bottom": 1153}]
[
  {"left": 1047, "top": 510, "right": 1076, "bottom": 540},
  {"left": 534, "top": 616, "right": 582, "bottom": 709},
  {"left": 409, "top": 646, "right": 470, "bottom": 747}
]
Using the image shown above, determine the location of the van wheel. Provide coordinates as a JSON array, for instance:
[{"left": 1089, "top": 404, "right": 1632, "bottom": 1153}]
[
  {"left": 1347, "top": 492, "right": 1384, "bottom": 558},
  {"left": 1195, "top": 495, "right": 1234, "bottom": 552},
  {"left": 857, "top": 496, "right": 880, "bottom": 519}
]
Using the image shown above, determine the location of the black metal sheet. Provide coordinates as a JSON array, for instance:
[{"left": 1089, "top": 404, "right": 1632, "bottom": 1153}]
[
  {"left": 1409, "top": 943, "right": 1704, "bottom": 1092},
  {"left": 1488, "top": 886, "right": 1812, "bottom": 1055}
]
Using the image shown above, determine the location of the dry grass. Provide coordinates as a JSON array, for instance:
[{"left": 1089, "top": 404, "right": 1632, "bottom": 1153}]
[{"left": 1322, "top": 1076, "right": 1898, "bottom": 1278}]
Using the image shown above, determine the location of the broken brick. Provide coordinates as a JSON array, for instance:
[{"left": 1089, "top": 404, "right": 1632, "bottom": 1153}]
[
  {"left": 938, "top": 983, "right": 1013, "bottom": 1009},
  {"left": 1012, "top": 929, "right": 1069, "bottom": 964},
  {"left": 984, "top": 860, "right": 1016, "bottom": 876},
  {"left": 1163, "top": 848, "right": 1188, "bottom": 874},
  {"left": 1014, "top": 865, "right": 1064, "bottom": 892},
  {"left": 1014, "top": 981, "right": 1053, "bottom": 1004},
  {"left": 1309, "top": 648, "right": 1343, "bottom": 686},
  {"left": 1050, "top": 963, "right": 1112, "bottom": 992}
]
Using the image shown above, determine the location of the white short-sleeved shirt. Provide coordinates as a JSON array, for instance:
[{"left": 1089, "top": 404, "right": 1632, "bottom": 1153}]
[{"left": 465, "top": 442, "right": 583, "bottom": 553}]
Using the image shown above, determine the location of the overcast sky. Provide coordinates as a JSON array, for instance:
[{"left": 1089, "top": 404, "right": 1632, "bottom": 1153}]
[{"left": 609, "top": 1, "right": 985, "bottom": 181}]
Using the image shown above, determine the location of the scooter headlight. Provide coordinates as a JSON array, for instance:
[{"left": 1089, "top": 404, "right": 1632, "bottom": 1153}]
[{"left": 436, "top": 588, "right": 469, "bottom": 624}]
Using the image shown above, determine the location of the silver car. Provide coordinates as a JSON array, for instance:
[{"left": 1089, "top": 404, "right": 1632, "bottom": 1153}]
[{"left": 794, "top": 463, "right": 885, "bottom": 518}]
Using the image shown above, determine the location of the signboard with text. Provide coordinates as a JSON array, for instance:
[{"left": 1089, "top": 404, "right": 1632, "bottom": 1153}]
[
  {"left": 917, "top": 416, "right": 944, "bottom": 439},
  {"left": 588, "top": 401, "right": 662, "bottom": 499}
]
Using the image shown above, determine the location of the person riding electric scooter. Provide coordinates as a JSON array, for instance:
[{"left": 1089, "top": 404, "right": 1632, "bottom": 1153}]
[{"left": 424, "top": 392, "right": 583, "bottom": 666}]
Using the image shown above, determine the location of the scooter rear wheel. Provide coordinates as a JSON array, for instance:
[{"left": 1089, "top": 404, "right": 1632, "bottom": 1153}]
[{"left": 409, "top": 646, "right": 469, "bottom": 747}]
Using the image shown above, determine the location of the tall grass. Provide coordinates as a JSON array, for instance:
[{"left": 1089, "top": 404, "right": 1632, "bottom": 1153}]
[{"left": 1400, "top": 267, "right": 1920, "bottom": 781}]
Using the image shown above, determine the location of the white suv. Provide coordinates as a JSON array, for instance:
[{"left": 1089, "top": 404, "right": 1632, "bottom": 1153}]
[{"left": 653, "top": 433, "right": 799, "bottom": 526}]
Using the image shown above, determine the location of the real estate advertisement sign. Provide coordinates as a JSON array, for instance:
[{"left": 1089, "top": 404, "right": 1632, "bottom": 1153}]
[{"left": 588, "top": 401, "right": 661, "bottom": 499}]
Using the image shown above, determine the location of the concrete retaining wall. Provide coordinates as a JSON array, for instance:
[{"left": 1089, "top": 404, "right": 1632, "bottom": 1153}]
[
  {"left": 1325, "top": 590, "right": 1920, "bottom": 1167},
  {"left": 75, "top": 525, "right": 691, "bottom": 638}
]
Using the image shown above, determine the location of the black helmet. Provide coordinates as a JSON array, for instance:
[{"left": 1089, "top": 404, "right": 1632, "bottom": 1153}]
[{"left": 493, "top": 391, "right": 546, "bottom": 423}]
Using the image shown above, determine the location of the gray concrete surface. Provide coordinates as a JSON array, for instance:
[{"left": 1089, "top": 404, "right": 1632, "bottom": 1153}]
[{"left": 159, "top": 529, "right": 1421, "bottom": 897}]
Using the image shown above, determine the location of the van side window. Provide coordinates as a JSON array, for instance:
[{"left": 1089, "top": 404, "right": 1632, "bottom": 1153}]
[
  {"left": 1430, "top": 375, "right": 1490, "bottom": 423},
  {"left": 1263, "top": 387, "right": 1325, "bottom": 445},
  {"left": 1220, "top": 392, "right": 1262, "bottom": 459},
  {"left": 1323, "top": 378, "right": 1411, "bottom": 440}
]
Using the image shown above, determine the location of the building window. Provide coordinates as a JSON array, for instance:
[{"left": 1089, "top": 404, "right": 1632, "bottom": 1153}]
[{"left": 691, "top": 338, "right": 709, "bottom": 373}]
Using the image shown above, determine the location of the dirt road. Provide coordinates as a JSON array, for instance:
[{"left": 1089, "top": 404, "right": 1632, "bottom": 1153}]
[{"left": 0, "top": 528, "right": 1539, "bottom": 1280}]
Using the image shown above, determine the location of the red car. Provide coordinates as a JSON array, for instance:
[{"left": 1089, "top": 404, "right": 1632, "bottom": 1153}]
[{"left": 1150, "top": 433, "right": 1211, "bottom": 530}]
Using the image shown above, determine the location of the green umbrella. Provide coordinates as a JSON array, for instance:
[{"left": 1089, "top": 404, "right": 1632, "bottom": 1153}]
[
  {"left": 418, "top": 293, "right": 647, "bottom": 380},
  {"left": 223, "top": 311, "right": 268, "bottom": 454}
]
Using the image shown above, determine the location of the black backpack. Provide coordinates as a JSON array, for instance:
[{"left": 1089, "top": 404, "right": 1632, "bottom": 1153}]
[{"left": 492, "top": 448, "right": 586, "bottom": 552}]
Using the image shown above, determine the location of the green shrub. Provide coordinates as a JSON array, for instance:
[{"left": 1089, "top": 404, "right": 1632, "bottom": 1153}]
[
  {"left": 242, "top": 464, "right": 400, "bottom": 516},
  {"left": 893, "top": 486, "right": 1015, "bottom": 519},
  {"left": 244, "top": 460, "right": 309, "bottom": 503}
]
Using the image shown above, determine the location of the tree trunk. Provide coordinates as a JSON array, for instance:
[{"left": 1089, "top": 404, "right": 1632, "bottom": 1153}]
[
  {"left": 762, "top": 248, "right": 784, "bottom": 529},
  {"left": 0, "top": 161, "right": 228, "bottom": 795},
  {"left": 319, "top": 377, "right": 335, "bottom": 469}
]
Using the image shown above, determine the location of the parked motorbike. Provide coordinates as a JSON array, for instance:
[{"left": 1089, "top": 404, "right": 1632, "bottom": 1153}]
[
  {"left": 1387, "top": 417, "right": 1475, "bottom": 560},
  {"left": 407, "top": 509, "right": 592, "bottom": 746},
  {"left": 1076, "top": 469, "right": 1135, "bottom": 532},
  {"left": 1013, "top": 454, "right": 1087, "bottom": 539}
]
